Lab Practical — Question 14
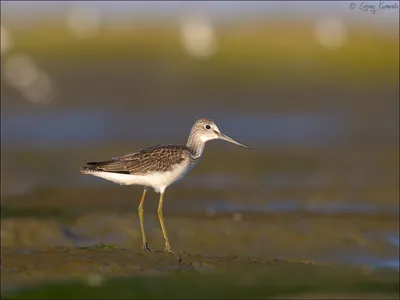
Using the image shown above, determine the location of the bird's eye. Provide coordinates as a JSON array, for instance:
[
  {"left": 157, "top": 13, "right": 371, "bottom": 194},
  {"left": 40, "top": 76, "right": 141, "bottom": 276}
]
[{"left": 205, "top": 125, "right": 211, "bottom": 130}]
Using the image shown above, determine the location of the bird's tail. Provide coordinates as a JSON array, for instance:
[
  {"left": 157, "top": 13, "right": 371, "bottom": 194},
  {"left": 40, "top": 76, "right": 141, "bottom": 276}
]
[
  {"left": 80, "top": 165, "right": 97, "bottom": 174},
  {"left": 80, "top": 161, "right": 111, "bottom": 174}
]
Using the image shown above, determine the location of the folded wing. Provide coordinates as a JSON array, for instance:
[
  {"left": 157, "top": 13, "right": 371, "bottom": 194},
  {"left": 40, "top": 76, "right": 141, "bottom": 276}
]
[{"left": 82, "top": 145, "right": 188, "bottom": 175}]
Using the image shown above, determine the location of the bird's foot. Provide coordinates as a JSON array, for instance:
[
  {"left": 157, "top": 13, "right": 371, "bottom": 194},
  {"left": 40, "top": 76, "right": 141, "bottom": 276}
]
[
  {"left": 164, "top": 247, "right": 175, "bottom": 254},
  {"left": 142, "top": 243, "right": 153, "bottom": 252}
]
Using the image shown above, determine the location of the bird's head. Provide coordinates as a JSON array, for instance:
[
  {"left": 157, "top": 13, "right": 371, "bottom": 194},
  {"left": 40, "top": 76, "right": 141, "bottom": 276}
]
[{"left": 190, "top": 118, "right": 250, "bottom": 148}]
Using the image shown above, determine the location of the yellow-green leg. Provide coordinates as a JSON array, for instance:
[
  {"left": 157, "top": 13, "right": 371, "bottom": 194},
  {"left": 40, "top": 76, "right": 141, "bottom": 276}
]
[
  {"left": 138, "top": 188, "right": 152, "bottom": 251},
  {"left": 157, "top": 192, "right": 173, "bottom": 253}
]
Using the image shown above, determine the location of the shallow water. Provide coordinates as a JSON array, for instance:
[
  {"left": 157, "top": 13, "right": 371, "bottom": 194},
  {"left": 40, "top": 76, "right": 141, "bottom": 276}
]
[
  {"left": 2, "top": 106, "right": 397, "bottom": 150},
  {"left": 1, "top": 108, "right": 350, "bottom": 149},
  {"left": 181, "top": 198, "right": 400, "bottom": 215}
]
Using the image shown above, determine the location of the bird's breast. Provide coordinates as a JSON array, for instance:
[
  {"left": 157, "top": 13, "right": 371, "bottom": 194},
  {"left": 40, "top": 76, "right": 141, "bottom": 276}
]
[{"left": 145, "top": 159, "right": 192, "bottom": 191}]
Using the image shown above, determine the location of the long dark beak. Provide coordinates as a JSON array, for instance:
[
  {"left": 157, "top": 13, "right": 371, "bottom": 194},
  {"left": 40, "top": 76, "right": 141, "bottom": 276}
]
[{"left": 216, "top": 131, "right": 250, "bottom": 149}]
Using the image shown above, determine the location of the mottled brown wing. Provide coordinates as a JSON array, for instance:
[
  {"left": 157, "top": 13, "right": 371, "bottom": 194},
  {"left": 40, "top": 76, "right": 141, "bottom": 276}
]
[{"left": 89, "top": 145, "right": 188, "bottom": 175}]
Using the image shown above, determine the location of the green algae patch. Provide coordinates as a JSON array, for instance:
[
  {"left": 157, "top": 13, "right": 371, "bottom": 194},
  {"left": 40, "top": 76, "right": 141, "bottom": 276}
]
[{"left": 94, "top": 244, "right": 117, "bottom": 250}]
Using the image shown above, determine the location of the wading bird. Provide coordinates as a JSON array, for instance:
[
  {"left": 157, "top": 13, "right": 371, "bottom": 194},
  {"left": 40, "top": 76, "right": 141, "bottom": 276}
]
[{"left": 80, "top": 118, "right": 250, "bottom": 253}]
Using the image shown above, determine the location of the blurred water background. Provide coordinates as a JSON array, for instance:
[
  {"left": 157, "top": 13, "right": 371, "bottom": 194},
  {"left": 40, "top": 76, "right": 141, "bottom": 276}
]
[{"left": 1, "top": 1, "right": 399, "bottom": 273}]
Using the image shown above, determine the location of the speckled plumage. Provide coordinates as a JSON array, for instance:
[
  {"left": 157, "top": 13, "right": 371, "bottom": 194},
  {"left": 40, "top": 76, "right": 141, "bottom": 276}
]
[{"left": 81, "top": 144, "right": 193, "bottom": 175}]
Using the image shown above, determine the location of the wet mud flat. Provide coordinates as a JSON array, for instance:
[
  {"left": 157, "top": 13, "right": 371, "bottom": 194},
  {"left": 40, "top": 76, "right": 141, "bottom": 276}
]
[
  {"left": 2, "top": 210, "right": 398, "bottom": 262},
  {"left": 1, "top": 211, "right": 399, "bottom": 299},
  {"left": 1, "top": 247, "right": 399, "bottom": 299},
  {"left": 1, "top": 186, "right": 399, "bottom": 298}
]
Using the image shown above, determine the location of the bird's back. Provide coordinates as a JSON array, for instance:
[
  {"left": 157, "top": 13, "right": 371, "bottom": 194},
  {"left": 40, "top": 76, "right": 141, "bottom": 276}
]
[{"left": 81, "top": 144, "right": 192, "bottom": 176}]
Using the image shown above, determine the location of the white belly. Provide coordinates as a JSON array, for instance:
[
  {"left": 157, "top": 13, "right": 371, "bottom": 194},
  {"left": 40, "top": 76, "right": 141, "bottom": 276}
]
[{"left": 83, "top": 161, "right": 192, "bottom": 193}]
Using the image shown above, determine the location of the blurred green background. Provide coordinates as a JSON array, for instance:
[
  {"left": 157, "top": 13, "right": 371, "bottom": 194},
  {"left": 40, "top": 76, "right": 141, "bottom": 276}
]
[{"left": 1, "top": 1, "right": 399, "bottom": 297}]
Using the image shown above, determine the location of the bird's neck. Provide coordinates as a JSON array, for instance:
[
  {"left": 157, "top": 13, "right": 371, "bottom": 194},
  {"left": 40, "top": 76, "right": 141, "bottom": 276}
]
[{"left": 186, "top": 134, "right": 206, "bottom": 159}]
